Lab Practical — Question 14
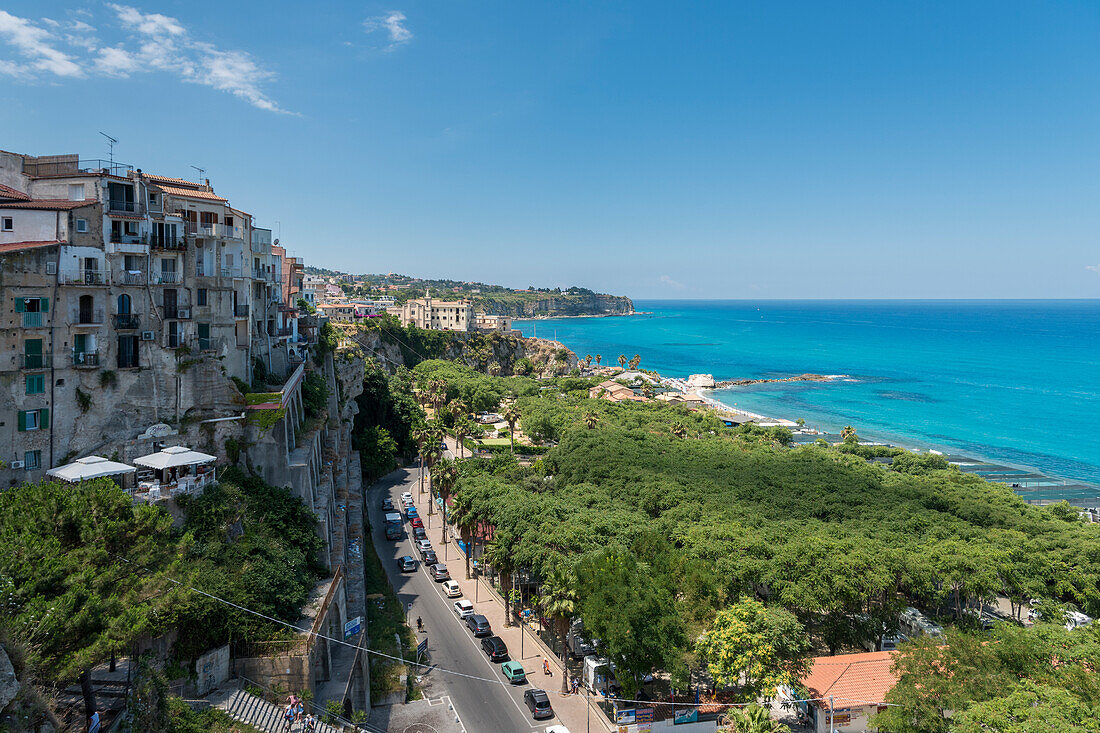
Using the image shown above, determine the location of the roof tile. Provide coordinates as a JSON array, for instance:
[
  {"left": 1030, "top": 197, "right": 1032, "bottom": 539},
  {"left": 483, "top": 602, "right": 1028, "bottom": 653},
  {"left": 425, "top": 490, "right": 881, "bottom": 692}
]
[
  {"left": 0, "top": 199, "right": 97, "bottom": 210},
  {"left": 0, "top": 183, "right": 31, "bottom": 201},
  {"left": 155, "top": 185, "right": 227, "bottom": 203},
  {"left": 801, "top": 651, "right": 898, "bottom": 710}
]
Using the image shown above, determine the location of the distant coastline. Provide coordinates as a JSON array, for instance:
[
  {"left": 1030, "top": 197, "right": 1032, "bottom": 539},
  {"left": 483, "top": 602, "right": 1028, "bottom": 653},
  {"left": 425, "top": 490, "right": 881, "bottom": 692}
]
[{"left": 514, "top": 311, "right": 649, "bottom": 321}]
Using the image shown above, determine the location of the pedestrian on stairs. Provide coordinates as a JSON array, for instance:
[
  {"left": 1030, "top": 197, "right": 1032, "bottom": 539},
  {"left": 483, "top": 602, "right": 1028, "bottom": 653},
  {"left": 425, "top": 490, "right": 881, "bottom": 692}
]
[
  {"left": 284, "top": 703, "right": 296, "bottom": 730},
  {"left": 304, "top": 713, "right": 318, "bottom": 732}
]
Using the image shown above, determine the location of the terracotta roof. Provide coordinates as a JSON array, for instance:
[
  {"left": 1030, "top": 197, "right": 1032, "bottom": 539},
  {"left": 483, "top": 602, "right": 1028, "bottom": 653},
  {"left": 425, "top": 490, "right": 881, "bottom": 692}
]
[
  {"left": 0, "top": 240, "right": 60, "bottom": 254},
  {"left": 143, "top": 173, "right": 200, "bottom": 186},
  {"left": 0, "top": 198, "right": 97, "bottom": 210},
  {"left": 801, "top": 651, "right": 898, "bottom": 710},
  {"left": 156, "top": 185, "right": 227, "bottom": 203},
  {"left": 105, "top": 213, "right": 145, "bottom": 220},
  {"left": 0, "top": 183, "right": 31, "bottom": 201}
]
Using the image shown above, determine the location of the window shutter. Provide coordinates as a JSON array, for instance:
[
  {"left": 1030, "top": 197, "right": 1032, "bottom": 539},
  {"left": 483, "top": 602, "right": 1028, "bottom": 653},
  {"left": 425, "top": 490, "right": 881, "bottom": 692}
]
[
  {"left": 41, "top": 298, "right": 49, "bottom": 313},
  {"left": 38, "top": 408, "right": 49, "bottom": 430},
  {"left": 14, "top": 298, "right": 24, "bottom": 313},
  {"left": 17, "top": 411, "right": 26, "bottom": 432}
]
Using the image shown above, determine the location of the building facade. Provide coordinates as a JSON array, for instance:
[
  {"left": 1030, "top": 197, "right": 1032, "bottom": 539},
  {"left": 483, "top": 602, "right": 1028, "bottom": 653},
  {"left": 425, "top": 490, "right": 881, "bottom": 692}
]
[{"left": 386, "top": 291, "right": 473, "bottom": 331}]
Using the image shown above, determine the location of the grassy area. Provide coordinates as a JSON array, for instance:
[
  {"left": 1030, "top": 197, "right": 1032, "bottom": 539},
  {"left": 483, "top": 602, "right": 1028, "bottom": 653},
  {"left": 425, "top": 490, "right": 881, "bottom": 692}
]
[
  {"left": 478, "top": 437, "right": 511, "bottom": 446},
  {"left": 363, "top": 521, "right": 416, "bottom": 702}
]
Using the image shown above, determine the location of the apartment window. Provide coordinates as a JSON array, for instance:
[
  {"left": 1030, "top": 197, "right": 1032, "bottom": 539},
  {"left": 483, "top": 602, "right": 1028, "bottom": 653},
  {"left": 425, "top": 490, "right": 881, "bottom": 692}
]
[
  {"left": 197, "top": 288, "right": 207, "bottom": 306},
  {"left": 17, "top": 408, "right": 48, "bottom": 432},
  {"left": 68, "top": 184, "right": 84, "bottom": 201},
  {"left": 148, "top": 192, "right": 158, "bottom": 205},
  {"left": 225, "top": 216, "right": 234, "bottom": 228},
  {"left": 2, "top": 217, "right": 12, "bottom": 232},
  {"left": 118, "top": 335, "right": 138, "bottom": 368},
  {"left": 25, "top": 374, "right": 45, "bottom": 395},
  {"left": 125, "top": 221, "right": 138, "bottom": 236},
  {"left": 24, "top": 450, "right": 41, "bottom": 470},
  {"left": 76, "top": 218, "right": 88, "bottom": 233}
]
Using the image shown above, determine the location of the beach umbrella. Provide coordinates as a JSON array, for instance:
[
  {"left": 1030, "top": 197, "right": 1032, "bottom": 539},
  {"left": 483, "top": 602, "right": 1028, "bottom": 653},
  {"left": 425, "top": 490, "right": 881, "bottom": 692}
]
[
  {"left": 46, "top": 455, "right": 136, "bottom": 483},
  {"left": 133, "top": 445, "right": 216, "bottom": 470}
]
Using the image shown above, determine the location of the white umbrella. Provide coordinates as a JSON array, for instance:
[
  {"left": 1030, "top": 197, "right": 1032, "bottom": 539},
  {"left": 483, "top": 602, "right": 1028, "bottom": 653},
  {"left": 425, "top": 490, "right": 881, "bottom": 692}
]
[
  {"left": 46, "top": 455, "right": 136, "bottom": 483},
  {"left": 133, "top": 445, "right": 216, "bottom": 470}
]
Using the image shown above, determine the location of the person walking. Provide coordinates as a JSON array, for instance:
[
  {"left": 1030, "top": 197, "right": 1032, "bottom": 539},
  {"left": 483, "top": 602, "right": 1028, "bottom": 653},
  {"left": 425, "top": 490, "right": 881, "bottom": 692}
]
[
  {"left": 88, "top": 710, "right": 101, "bottom": 733},
  {"left": 543, "top": 658, "right": 552, "bottom": 676},
  {"left": 283, "top": 703, "right": 296, "bottom": 731}
]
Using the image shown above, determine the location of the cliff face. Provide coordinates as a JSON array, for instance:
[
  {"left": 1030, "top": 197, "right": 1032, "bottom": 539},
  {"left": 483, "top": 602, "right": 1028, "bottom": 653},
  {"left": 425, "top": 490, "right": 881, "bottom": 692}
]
[{"left": 472, "top": 293, "right": 634, "bottom": 318}]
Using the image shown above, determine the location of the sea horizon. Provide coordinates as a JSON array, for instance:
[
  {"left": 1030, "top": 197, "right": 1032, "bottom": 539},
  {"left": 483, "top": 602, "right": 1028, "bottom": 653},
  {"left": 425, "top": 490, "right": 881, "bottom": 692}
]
[{"left": 516, "top": 299, "right": 1100, "bottom": 496}]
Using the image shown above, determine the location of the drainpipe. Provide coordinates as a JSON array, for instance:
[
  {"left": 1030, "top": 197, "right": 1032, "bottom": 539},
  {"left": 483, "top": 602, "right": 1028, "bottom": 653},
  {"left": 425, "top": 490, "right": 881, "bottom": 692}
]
[{"left": 47, "top": 211, "right": 61, "bottom": 469}]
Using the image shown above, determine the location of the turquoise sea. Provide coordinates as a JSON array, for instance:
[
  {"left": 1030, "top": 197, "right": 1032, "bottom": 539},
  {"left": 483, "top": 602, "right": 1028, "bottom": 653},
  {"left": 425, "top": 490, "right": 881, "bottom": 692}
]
[{"left": 516, "top": 300, "right": 1100, "bottom": 488}]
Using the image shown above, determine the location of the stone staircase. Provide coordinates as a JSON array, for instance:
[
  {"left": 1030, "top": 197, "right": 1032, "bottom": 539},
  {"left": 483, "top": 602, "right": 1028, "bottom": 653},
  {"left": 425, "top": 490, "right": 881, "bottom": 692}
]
[{"left": 208, "top": 686, "right": 344, "bottom": 732}]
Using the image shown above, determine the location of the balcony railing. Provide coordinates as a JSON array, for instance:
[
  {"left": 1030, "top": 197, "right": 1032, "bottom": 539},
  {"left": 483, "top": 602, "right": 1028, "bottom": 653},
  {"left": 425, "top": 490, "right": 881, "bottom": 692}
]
[
  {"left": 276, "top": 326, "right": 293, "bottom": 337},
  {"left": 152, "top": 271, "right": 182, "bottom": 285},
  {"left": 164, "top": 305, "right": 191, "bottom": 320},
  {"left": 113, "top": 313, "right": 140, "bottom": 329},
  {"left": 61, "top": 268, "right": 108, "bottom": 285},
  {"left": 19, "top": 353, "right": 50, "bottom": 369},
  {"left": 150, "top": 233, "right": 184, "bottom": 250},
  {"left": 234, "top": 304, "right": 250, "bottom": 318},
  {"left": 21, "top": 312, "right": 46, "bottom": 328},
  {"left": 116, "top": 269, "right": 146, "bottom": 286},
  {"left": 220, "top": 224, "right": 244, "bottom": 240},
  {"left": 221, "top": 267, "right": 243, "bottom": 279},
  {"left": 185, "top": 222, "right": 218, "bottom": 238},
  {"left": 108, "top": 200, "right": 143, "bottom": 215},
  {"left": 73, "top": 308, "right": 105, "bottom": 325},
  {"left": 252, "top": 267, "right": 265, "bottom": 280},
  {"left": 72, "top": 350, "right": 99, "bottom": 367},
  {"left": 108, "top": 233, "right": 145, "bottom": 246}
]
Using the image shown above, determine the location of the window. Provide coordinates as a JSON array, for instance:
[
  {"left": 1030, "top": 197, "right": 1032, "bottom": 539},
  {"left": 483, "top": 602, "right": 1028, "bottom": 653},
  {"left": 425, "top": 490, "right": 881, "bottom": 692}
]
[
  {"left": 197, "top": 288, "right": 207, "bottom": 306},
  {"left": 225, "top": 216, "right": 234, "bottom": 227},
  {"left": 23, "top": 450, "right": 41, "bottom": 470},
  {"left": 25, "top": 374, "right": 44, "bottom": 395},
  {"left": 2, "top": 217, "right": 12, "bottom": 231},
  {"left": 118, "top": 335, "right": 138, "bottom": 368},
  {"left": 17, "top": 408, "right": 48, "bottom": 431},
  {"left": 124, "top": 221, "right": 138, "bottom": 236},
  {"left": 148, "top": 192, "right": 158, "bottom": 205},
  {"left": 68, "top": 184, "right": 84, "bottom": 201},
  {"left": 117, "top": 294, "right": 132, "bottom": 314},
  {"left": 76, "top": 218, "right": 88, "bottom": 233}
]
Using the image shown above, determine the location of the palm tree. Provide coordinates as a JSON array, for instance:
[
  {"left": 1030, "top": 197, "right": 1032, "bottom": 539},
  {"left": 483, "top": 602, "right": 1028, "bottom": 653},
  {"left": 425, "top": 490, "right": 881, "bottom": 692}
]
[
  {"left": 718, "top": 704, "right": 784, "bottom": 733},
  {"left": 584, "top": 354, "right": 593, "bottom": 369},
  {"left": 450, "top": 492, "right": 479, "bottom": 579},
  {"left": 539, "top": 565, "right": 579, "bottom": 694},
  {"left": 595, "top": 354, "right": 602, "bottom": 368},
  {"left": 482, "top": 535, "right": 518, "bottom": 626},
  {"left": 412, "top": 426, "right": 430, "bottom": 494},
  {"left": 841, "top": 425, "right": 857, "bottom": 441},
  {"left": 431, "top": 458, "right": 459, "bottom": 542},
  {"left": 454, "top": 415, "right": 473, "bottom": 459},
  {"left": 501, "top": 404, "right": 520, "bottom": 454},
  {"left": 583, "top": 412, "right": 600, "bottom": 429},
  {"left": 671, "top": 421, "right": 688, "bottom": 439},
  {"left": 617, "top": 354, "right": 627, "bottom": 370},
  {"left": 628, "top": 354, "right": 641, "bottom": 370},
  {"left": 487, "top": 361, "right": 502, "bottom": 377}
]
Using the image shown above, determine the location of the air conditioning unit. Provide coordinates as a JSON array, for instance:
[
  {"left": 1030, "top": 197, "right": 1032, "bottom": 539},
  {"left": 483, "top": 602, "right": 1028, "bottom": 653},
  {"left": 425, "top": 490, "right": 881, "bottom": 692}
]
[
  {"left": 46, "top": 262, "right": 57, "bottom": 275},
  {"left": 141, "top": 330, "right": 156, "bottom": 341},
  {"left": 10, "top": 461, "right": 24, "bottom": 469}
]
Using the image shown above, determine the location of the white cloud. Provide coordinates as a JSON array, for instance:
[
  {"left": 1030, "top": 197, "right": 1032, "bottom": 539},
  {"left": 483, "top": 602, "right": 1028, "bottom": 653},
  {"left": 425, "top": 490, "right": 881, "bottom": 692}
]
[
  {"left": 0, "top": 10, "right": 84, "bottom": 77},
  {"left": 0, "top": 6, "right": 289, "bottom": 113},
  {"left": 1087, "top": 264, "right": 1100, "bottom": 275},
  {"left": 364, "top": 11, "right": 412, "bottom": 49},
  {"left": 659, "top": 275, "right": 685, "bottom": 290}
]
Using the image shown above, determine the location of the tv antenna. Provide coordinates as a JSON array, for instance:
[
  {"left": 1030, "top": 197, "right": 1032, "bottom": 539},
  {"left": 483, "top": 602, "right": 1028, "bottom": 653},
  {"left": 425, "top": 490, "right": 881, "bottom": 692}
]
[
  {"left": 99, "top": 132, "right": 118, "bottom": 166},
  {"left": 191, "top": 165, "right": 206, "bottom": 183}
]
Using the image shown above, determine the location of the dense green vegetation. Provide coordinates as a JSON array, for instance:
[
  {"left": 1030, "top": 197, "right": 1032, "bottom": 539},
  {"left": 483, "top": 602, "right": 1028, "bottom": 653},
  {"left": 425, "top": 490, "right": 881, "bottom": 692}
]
[
  {"left": 417, "top": 361, "right": 1100, "bottom": 707},
  {"left": 353, "top": 361, "right": 423, "bottom": 482}
]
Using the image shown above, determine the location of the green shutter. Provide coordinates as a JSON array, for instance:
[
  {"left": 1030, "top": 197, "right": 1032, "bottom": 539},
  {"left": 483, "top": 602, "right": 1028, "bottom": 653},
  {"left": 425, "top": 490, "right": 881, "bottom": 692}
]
[
  {"left": 17, "top": 411, "right": 26, "bottom": 432},
  {"left": 14, "top": 298, "right": 24, "bottom": 313},
  {"left": 41, "top": 298, "right": 48, "bottom": 313},
  {"left": 38, "top": 408, "right": 49, "bottom": 430}
]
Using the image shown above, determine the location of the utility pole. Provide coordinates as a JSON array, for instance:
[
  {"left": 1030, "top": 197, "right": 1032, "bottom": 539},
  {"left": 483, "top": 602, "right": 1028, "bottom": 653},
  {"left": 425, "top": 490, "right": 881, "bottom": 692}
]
[{"left": 829, "top": 695, "right": 834, "bottom": 732}]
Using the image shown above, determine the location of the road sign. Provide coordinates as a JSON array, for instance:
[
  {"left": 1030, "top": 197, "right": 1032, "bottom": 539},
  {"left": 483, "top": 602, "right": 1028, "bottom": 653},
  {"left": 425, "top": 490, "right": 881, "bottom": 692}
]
[{"left": 344, "top": 616, "right": 362, "bottom": 639}]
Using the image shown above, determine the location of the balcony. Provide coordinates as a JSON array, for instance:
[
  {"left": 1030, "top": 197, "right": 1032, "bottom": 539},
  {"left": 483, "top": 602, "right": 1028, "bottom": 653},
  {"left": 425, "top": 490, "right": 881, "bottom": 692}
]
[
  {"left": 234, "top": 304, "right": 250, "bottom": 318},
  {"left": 21, "top": 312, "right": 46, "bottom": 328},
  {"left": 152, "top": 271, "right": 183, "bottom": 285},
  {"left": 116, "top": 269, "right": 146, "bottom": 286},
  {"left": 19, "top": 353, "right": 50, "bottom": 369},
  {"left": 220, "top": 224, "right": 244, "bottom": 240},
  {"left": 185, "top": 222, "right": 217, "bottom": 238},
  {"left": 113, "top": 313, "right": 141, "bottom": 330},
  {"left": 252, "top": 267, "right": 265, "bottom": 280},
  {"left": 61, "top": 268, "right": 108, "bottom": 286},
  {"left": 72, "top": 308, "right": 105, "bottom": 326},
  {"left": 221, "top": 267, "right": 243, "bottom": 279},
  {"left": 108, "top": 199, "right": 143, "bottom": 215},
  {"left": 150, "top": 233, "right": 184, "bottom": 250},
  {"left": 276, "top": 326, "right": 294, "bottom": 337},
  {"left": 72, "top": 350, "right": 99, "bottom": 367},
  {"left": 164, "top": 305, "right": 191, "bottom": 320}
]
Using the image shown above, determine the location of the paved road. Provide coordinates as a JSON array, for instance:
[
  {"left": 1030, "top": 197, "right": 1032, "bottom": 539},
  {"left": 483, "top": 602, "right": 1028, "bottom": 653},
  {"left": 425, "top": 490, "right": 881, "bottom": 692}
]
[{"left": 367, "top": 467, "right": 560, "bottom": 733}]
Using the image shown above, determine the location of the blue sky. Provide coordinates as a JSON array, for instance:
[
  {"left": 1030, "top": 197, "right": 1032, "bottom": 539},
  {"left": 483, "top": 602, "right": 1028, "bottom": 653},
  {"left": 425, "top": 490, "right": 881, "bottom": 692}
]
[{"left": 3, "top": 1, "right": 1100, "bottom": 299}]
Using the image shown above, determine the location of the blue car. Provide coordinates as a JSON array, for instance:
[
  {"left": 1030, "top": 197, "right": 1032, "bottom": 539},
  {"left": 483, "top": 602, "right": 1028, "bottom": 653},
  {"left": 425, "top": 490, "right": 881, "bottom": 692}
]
[{"left": 406, "top": 506, "right": 419, "bottom": 520}]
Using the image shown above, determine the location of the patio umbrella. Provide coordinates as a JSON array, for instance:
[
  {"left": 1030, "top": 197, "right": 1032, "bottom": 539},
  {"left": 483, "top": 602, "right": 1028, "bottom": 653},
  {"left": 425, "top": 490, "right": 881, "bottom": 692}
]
[
  {"left": 46, "top": 455, "right": 136, "bottom": 483},
  {"left": 133, "top": 445, "right": 216, "bottom": 470}
]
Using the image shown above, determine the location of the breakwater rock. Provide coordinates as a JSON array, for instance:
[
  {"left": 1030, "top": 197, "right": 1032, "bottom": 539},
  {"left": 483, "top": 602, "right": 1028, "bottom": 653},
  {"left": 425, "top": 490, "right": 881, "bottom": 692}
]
[{"left": 715, "top": 373, "right": 840, "bottom": 388}]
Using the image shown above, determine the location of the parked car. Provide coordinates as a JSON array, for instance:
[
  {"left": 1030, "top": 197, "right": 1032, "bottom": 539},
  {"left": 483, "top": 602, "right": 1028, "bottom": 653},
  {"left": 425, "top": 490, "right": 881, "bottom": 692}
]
[
  {"left": 401, "top": 492, "right": 413, "bottom": 503},
  {"left": 416, "top": 539, "right": 432, "bottom": 554},
  {"left": 501, "top": 661, "right": 526, "bottom": 683},
  {"left": 397, "top": 556, "right": 416, "bottom": 572},
  {"left": 442, "top": 580, "right": 462, "bottom": 597},
  {"left": 410, "top": 517, "right": 424, "bottom": 529},
  {"left": 413, "top": 527, "right": 428, "bottom": 541},
  {"left": 430, "top": 563, "right": 450, "bottom": 582},
  {"left": 466, "top": 614, "right": 492, "bottom": 637},
  {"left": 481, "top": 635, "right": 509, "bottom": 662},
  {"left": 406, "top": 506, "right": 419, "bottom": 520},
  {"left": 453, "top": 600, "right": 474, "bottom": 619},
  {"left": 524, "top": 689, "right": 553, "bottom": 720},
  {"left": 422, "top": 549, "right": 438, "bottom": 566},
  {"left": 381, "top": 497, "right": 394, "bottom": 511}
]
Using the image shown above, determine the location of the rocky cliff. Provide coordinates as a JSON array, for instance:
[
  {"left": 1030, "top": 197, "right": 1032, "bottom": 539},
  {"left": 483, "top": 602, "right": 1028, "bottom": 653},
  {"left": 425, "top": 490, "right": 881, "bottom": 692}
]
[{"left": 472, "top": 293, "right": 634, "bottom": 318}]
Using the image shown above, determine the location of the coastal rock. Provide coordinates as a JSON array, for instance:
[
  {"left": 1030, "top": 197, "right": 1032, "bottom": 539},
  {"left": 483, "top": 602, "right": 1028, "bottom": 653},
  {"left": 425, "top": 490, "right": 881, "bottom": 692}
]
[
  {"left": 715, "top": 373, "right": 837, "bottom": 389},
  {"left": 474, "top": 293, "right": 634, "bottom": 318}
]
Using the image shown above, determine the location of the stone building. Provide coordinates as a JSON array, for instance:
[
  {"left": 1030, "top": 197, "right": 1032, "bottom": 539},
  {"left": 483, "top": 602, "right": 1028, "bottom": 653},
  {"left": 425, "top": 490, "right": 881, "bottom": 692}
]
[{"left": 386, "top": 290, "right": 474, "bottom": 331}]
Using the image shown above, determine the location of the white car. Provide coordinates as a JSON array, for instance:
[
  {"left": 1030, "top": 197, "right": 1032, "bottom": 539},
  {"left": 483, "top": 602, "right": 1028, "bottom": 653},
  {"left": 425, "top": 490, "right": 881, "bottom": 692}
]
[
  {"left": 442, "top": 580, "right": 462, "bottom": 597},
  {"left": 401, "top": 492, "right": 413, "bottom": 502},
  {"left": 416, "top": 539, "right": 433, "bottom": 554},
  {"left": 453, "top": 600, "right": 474, "bottom": 619}
]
